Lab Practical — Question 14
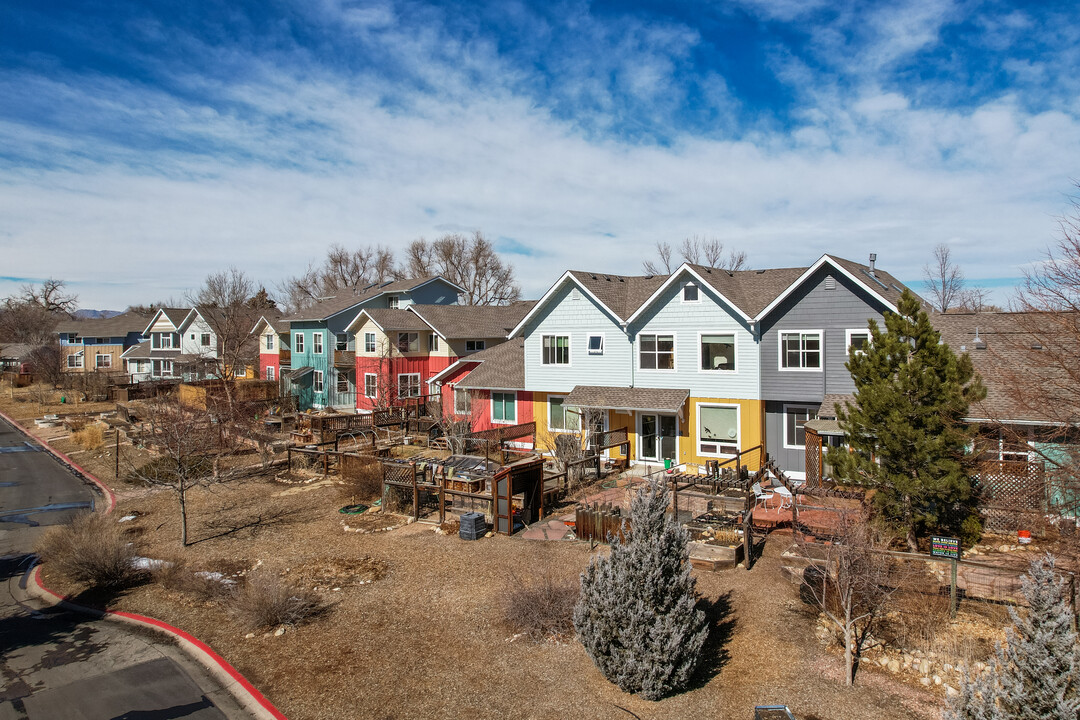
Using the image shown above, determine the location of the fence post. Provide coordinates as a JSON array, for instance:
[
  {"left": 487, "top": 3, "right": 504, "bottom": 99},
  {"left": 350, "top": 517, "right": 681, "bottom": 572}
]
[
  {"left": 950, "top": 558, "right": 958, "bottom": 619},
  {"left": 743, "top": 511, "right": 752, "bottom": 570},
  {"left": 114, "top": 429, "right": 120, "bottom": 479}
]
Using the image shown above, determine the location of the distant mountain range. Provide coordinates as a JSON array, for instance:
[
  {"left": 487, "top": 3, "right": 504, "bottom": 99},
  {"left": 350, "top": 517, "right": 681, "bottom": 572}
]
[{"left": 72, "top": 309, "right": 122, "bottom": 319}]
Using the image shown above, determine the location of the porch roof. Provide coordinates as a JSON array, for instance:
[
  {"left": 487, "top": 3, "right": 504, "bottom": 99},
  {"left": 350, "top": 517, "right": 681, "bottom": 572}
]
[
  {"left": 563, "top": 385, "right": 689, "bottom": 414},
  {"left": 285, "top": 365, "right": 314, "bottom": 380},
  {"left": 805, "top": 418, "right": 844, "bottom": 436}
]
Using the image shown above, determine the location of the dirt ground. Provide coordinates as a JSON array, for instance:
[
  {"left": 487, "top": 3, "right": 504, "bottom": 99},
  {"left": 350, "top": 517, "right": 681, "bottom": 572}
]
[{"left": 6, "top": 386, "right": 947, "bottom": 720}]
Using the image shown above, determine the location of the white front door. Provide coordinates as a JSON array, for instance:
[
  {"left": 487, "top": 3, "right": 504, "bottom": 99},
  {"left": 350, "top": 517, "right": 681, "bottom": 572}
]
[{"left": 639, "top": 413, "right": 677, "bottom": 463}]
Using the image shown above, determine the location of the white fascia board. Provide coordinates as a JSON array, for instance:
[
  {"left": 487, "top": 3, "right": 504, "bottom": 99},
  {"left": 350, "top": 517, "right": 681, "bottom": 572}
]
[
  {"left": 754, "top": 255, "right": 899, "bottom": 322},
  {"left": 506, "top": 271, "right": 623, "bottom": 339},
  {"left": 344, "top": 309, "right": 382, "bottom": 334},
  {"left": 405, "top": 306, "right": 446, "bottom": 340},
  {"left": 624, "top": 264, "right": 753, "bottom": 326},
  {"left": 142, "top": 309, "right": 166, "bottom": 336},
  {"left": 428, "top": 357, "right": 482, "bottom": 386}
]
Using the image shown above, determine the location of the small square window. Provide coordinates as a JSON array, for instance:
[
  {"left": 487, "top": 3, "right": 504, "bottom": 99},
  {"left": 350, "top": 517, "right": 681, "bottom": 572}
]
[
  {"left": 683, "top": 284, "right": 699, "bottom": 302},
  {"left": 587, "top": 335, "right": 604, "bottom": 355}
]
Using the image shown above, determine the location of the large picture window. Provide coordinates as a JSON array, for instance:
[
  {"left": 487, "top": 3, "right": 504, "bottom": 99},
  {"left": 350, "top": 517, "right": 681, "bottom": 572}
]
[
  {"left": 398, "top": 373, "right": 421, "bottom": 398},
  {"left": 639, "top": 334, "right": 674, "bottom": 370},
  {"left": 780, "top": 331, "right": 822, "bottom": 370},
  {"left": 549, "top": 397, "right": 580, "bottom": 432},
  {"left": 492, "top": 392, "right": 516, "bottom": 423},
  {"left": 700, "top": 334, "right": 735, "bottom": 371},
  {"left": 785, "top": 406, "right": 818, "bottom": 448},
  {"left": 698, "top": 404, "right": 738, "bottom": 455},
  {"left": 542, "top": 335, "right": 569, "bottom": 365},
  {"left": 397, "top": 332, "right": 419, "bottom": 353}
]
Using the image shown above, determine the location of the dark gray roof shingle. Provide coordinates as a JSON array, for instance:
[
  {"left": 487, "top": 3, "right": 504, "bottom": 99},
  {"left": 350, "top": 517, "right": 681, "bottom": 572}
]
[
  {"left": 410, "top": 301, "right": 536, "bottom": 339},
  {"left": 454, "top": 339, "right": 525, "bottom": 390},
  {"left": 281, "top": 277, "right": 446, "bottom": 322},
  {"left": 563, "top": 385, "right": 689, "bottom": 413},
  {"left": 55, "top": 310, "right": 154, "bottom": 336}
]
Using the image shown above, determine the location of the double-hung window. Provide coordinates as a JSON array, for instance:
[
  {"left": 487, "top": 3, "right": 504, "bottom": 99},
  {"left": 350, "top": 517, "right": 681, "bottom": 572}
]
[
  {"left": 698, "top": 404, "right": 738, "bottom": 456},
  {"left": 549, "top": 397, "right": 579, "bottom": 432},
  {"left": 67, "top": 354, "right": 83, "bottom": 369},
  {"left": 313, "top": 370, "right": 324, "bottom": 393},
  {"left": 428, "top": 334, "right": 439, "bottom": 352},
  {"left": 542, "top": 335, "right": 569, "bottom": 365},
  {"left": 454, "top": 387, "right": 471, "bottom": 415},
  {"left": 388, "top": 296, "right": 400, "bottom": 309},
  {"left": 397, "top": 373, "right": 420, "bottom": 398},
  {"left": 294, "top": 333, "right": 305, "bottom": 353},
  {"left": 398, "top": 333, "right": 419, "bottom": 353},
  {"left": 364, "top": 373, "right": 377, "bottom": 398},
  {"left": 780, "top": 331, "right": 821, "bottom": 370},
  {"left": 336, "top": 333, "right": 348, "bottom": 351},
  {"left": 700, "top": 334, "right": 735, "bottom": 371},
  {"left": 492, "top": 392, "right": 516, "bottom": 423},
  {"left": 639, "top": 334, "right": 674, "bottom": 370},
  {"left": 364, "top": 332, "right": 376, "bottom": 353},
  {"left": 785, "top": 406, "right": 817, "bottom": 448},
  {"left": 266, "top": 366, "right": 275, "bottom": 381},
  {"left": 265, "top": 334, "right": 274, "bottom": 351},
  {"left": 336, "top": 372, "right": 350, "bottom": 393},
  {"left": 201, "top": 333, "right": 211, "bottom": 347},
  {"left": 313, "top": 332, "right": 324, "bottom": 354}
]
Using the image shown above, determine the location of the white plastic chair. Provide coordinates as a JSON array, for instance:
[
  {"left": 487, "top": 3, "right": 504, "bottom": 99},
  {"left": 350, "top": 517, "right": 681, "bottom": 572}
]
[{"left": 751, "top": 482, "right": 774, "bottom": 511}]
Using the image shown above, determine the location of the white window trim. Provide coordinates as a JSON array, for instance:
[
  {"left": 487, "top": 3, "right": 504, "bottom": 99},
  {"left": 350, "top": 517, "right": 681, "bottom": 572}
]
[
  {"left": 637, "top": 412, "right": 680, "bottom": 462},
  {"left": 697, "top": 331, "right": 738, "bottom": 374},
  {"left": 540, "top": 335, "right": 571, "bottom": 367},
  {"left": 364, "top": 373, "right": 378, "bottom": 398},
  {"left": 695, "top": 401, "right": 740, "bottom": 458},
  {"left": 313, "top": 332, "right": 324, "bottom": 355},
  {"left": 783, "top": 404, "right": 819, "bottom": 450},
  {"left": 453, "top": 386, "right": 471, "bottom": 415},
  {"left": 67, "top": 354, "right": 83, "bottom": 368},
  {"left": 547, "top": 395, "right": 580, "bottom": 433},
  {"left": 364, "top": 332, "right": 376, "bottom": 354},
  {"left": 95, "top": 353, "right": 112, "bottom": 369},
  {"left": 465, "top": 339, "right": 487, "bottom": 353},
  {"left": 397, "top": 332, "right": 419, "bottom": 354},
  {"left": 491, "top": 391, "right": 518, "bottom": 425},
  {"left": 637, "top": 331, "right": 677, "bottom": 372},
  {"left": 846, "top": 328, "right": 871, "bottom": 356},
  {"left": 294, "top": 333, "right": 305, "bottom": 354},
  {"left": 778, "top": 329, "right": 824, "bottom": 372},
  {"left": 265, "top": 334, "right": 274, "bottom": 351},
  {"left": 397, "top": 372, "right": 421, "bottom": 398},
  {"left": 586, "top": 333, "right": 605, "bottom": 356},
  {"left": 388, "top": 295, "right": 400, "bottom": 309},
  {"left": 681, "top": 282, "right": 701, "bottom": 304},
  {"left": 266, "top": 366, "right": 275, "bottom": 381},
  {"left": 428, "top": 333, "right": 439, "bottom": 353},
  {"left": 313, "top": 370, "right": 324, "bottom": 393}
]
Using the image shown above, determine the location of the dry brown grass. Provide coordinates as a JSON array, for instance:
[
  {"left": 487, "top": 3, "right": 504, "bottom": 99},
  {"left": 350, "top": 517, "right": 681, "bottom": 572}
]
[
  {"left": 72, "top": 423, "right": 105, "bottom": 451},
  {"left": 36, "top": 511, "right": 146, "bottom": 589},
  {"left": 337, "top": 458, "right": 382, "bottom": 502},
  {"left": 231, "top": 574, "right": 323, "bottom": 631}
]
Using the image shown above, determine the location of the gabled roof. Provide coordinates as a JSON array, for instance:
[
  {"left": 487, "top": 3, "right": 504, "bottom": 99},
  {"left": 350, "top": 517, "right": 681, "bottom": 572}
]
[
  {"left": 282, "top": 276, "right": 464, "bottom": 323},
  {"left": 409, "top": 301, "right": 536, "bottom": 340},
  {"left": 121, "top": 341, "right": 179, "bottom": 360},
  {"left": 508, "top": 271, "right": 666, "bottom": 337},
  {"left": 249, "top": 313, "right": 287, "bottom": 336},
  {"left": 0, "top": 343, "right": 33, "bottom": 360},
  {"left": 141, "top": 308, "right": 191, "bottom": 335},
  {"left": 350, "top": 308, "right": 432, "bottom": 333},
  {"left": 55, "top": 310, "right": 154, "bottom": 336},
  {"left": 754, "top": 255, "right": 912, "bottom": 321},
  {"left": 454, "top": 338, "right": 526, "bottom": 391}
]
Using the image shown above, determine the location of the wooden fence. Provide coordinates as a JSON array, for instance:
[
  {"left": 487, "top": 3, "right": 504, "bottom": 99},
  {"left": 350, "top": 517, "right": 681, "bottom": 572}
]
[{"left": 575, "top": 502, "right": 627, "bottom": 543}]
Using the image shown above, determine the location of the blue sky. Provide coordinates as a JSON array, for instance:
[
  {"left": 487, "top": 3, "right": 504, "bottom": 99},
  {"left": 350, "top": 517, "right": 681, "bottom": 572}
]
[{"left": 1, "top": 0, "right": 1078, "bottom": 309}]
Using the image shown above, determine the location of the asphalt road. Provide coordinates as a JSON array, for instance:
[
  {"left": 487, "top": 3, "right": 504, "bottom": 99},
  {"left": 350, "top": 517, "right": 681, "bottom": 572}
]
[{"left": 0, "top": 413, "right": 250, "bottom": 720}]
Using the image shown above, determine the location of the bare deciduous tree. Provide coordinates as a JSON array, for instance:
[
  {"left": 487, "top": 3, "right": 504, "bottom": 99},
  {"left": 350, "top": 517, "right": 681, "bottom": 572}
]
[
  {"left": 278, "top": 245, "right": 397, "bottom": 312},
  {"left": 190, "top": 268, "right": 261, "bottom": 402},
  {"left": 402, "top": 232, "right": 521, "bottom": 305},
  {"left": 923, "top": 244, "right": 966, "bottom": 313},
  {"left": 25, "top": 345, "right": 63, "bottom": 387},
  {"left": 20, "top": 278, "right": 79, "bottom": 315},
  {"left": 643, "top": 236, "right": 747, "bottom": 275},
  {"left": 800, "top": 510, "right": 900, "bottom": 687},
  {"left": 0, "top": 279, "right": 77, "bottom": 345},
  {"left": 954, "top": 286, "right": 999, "bottom": 313}
]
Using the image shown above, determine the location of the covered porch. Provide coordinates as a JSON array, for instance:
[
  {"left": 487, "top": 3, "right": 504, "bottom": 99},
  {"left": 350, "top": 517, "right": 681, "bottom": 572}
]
[{"left": 562, "top": 384, "right": 689, "bottom": 467}]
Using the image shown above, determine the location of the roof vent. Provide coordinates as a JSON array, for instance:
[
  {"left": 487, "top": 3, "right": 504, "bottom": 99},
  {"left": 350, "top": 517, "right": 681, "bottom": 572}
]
[
  {"left": 1031, "top": 342, "right": 1043, "bottom": 350},
  {"left": 756, "top": 269, "right": 766, "bottom": 274},
  {"left": 590, "top": 274, "right": 598, "bottom": 280},
  {"left": 973, "top": 327, "right": 986, "bottom": 350},
  {"left": 825, "top": 276, "right": 836, "bottom": 290},
  {"left": 617, "top": 277, "right": 624, "bottom": 282},
  {"left": 869, "top": 253, "right": 877, "bottom": 276}
]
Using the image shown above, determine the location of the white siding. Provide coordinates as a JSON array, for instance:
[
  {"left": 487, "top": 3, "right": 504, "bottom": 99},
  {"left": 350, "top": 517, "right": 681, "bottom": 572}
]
[{"left": 523, "top": 282, "right": 630, "bottom": 391}]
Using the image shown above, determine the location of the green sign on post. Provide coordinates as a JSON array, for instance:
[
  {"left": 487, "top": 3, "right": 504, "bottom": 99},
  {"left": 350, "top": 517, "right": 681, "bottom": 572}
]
[{"left": 932, "top": 536, "right": 961, "bottom": 617}]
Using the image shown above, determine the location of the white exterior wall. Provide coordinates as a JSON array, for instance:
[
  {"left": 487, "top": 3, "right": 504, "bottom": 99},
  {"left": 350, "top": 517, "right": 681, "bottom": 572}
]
[
  {"left": 181, "top": 314, "right": 218, "bottom": 358},
  {"left": 522, "top": 282, "right": 631, "bottom": 392},
  {"left": 628, "top": 273, "right": 760, "bottom": 398}
]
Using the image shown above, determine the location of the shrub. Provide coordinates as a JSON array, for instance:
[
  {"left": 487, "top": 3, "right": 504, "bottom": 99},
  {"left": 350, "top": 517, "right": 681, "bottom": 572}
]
[
  {"left": 153, "top": 559, "right": 237, "bottom": 602},
  {"left": 574, "top": 479, "right": 709, "bottom": 700},
  {"left": 73, "top": 424, "right": 105, "bottom": 452},
  {"left": 35, "top": 512, "right": 144, "bottom": 589},
  {"left": 231, "top": 574, "right": 323, "bottom": 630},
  {"left": 339, "top": 458, "right": 383, "bottom": 501},
  {"left": 504, "top": 570, "right": 578, "bottom": 641}
]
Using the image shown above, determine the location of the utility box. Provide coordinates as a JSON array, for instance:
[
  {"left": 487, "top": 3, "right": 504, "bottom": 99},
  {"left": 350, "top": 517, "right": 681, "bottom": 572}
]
[{"left": 459, "top": 512, "right": 487, "bottom": 541}]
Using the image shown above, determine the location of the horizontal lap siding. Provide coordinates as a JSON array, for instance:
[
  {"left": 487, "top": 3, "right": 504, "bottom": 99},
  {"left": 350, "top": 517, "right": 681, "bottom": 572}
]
[
  {"left": 760, "top": 267, "right": 890, "bottom": 402},
  {"left": 523, "top": 283, "right": 631, "bottom": 391},
  {"left": 630, "top": 272, "right": 759, "bottom": 399}
]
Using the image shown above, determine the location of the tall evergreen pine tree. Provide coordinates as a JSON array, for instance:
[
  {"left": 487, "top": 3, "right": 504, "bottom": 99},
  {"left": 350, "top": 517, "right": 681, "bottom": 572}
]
[
  {"left": 950, "top": 554, "right": 1080, "bottom": 720},
  {"left": 827, "top": 290, "right": 985, "bottom": 550},
  {"left": 573, "top": 479, "right": 709, "bottom": 700}
]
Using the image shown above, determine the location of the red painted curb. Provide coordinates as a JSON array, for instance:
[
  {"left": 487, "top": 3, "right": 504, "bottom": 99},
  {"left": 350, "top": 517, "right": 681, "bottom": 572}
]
[
  {"left": 0, "top": 407, "right": 117, "bottom": 513},
  {"left": 32, "top": 566, "right": 288, "bottom": 720}
]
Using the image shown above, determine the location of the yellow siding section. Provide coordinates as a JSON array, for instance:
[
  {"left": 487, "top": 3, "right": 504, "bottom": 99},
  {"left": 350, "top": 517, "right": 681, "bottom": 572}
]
[{"left": 682, "top": 397, "right": 763, "bottom": 470}]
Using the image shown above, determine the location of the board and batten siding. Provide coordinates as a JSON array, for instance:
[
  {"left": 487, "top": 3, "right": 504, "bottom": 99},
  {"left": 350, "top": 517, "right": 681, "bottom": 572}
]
[
  {"left": 628, "top": 272, "right": 759, "bottom": 399},
  {"left": 759, "top": 266, "right": 891, "bottom": 402},
  {"left": 764, "top": 400, "right": 823, "bottom": 475},
  {"left": 522, "top": 282, "right": 631, "bottom": 391}
]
